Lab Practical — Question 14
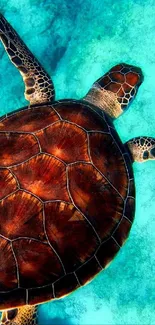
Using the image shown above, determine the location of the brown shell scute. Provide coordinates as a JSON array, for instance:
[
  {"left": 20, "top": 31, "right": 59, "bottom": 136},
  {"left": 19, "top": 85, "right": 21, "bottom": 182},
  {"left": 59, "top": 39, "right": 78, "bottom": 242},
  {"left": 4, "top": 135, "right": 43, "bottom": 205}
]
[
  {"left": 0, "top": 101, "right": 135, "bottom": 307},
  {"left": 0, "top": 168, "right": 18, "bottom": 199},
  {"left": 0, "top": 191, "right": 45, "bottom": 240},
  {"left": 54, "top": 101, "right": 109, "bottom": 132},
  {"left": 28, "top": 284, "right": 53, "bottom": 305},
  {"left": 0, "top": 238, "right": 17, "bottom": 291},
  {"left": 89, "top": 132, "right": 128, "bottom": 197},
  {"left": 36, "top": 121, "right": 90, "bottom": 163},
  {"left": 0, "top": 132, "right": 39, "bottom": 167},
  {"left": 0, "top": 288, "right": 26, "bottom": 310},
  {"left": 0, "top": 106, "right": 60, "bottom": 132},
  {"left": 45, "top": 201, "right": 99, "bottom": 272},
  {"left": 68, "top": 162, "right": 124, "bottom": 240},
  {"left": 11, "top": 154, "right": 70, "bottom": 202},
  {"left": 12, "top": 239, "right": 64, "bottom": 288}
]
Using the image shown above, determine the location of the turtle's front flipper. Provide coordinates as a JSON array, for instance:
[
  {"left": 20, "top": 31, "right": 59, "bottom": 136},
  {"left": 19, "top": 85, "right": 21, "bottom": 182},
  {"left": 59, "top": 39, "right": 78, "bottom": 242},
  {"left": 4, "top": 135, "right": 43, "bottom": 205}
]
[
  {"left": 125, "top": 137, "right": 155, "bottom": 162},
  {"left": 84, "top": 63, "right": 143, "bottom": 118},
  {"left": 0, "top": 305, "right": 38, "bottom": 325},
  {"left": 0, "top": 14, "right": 55, "bottom": 105}
]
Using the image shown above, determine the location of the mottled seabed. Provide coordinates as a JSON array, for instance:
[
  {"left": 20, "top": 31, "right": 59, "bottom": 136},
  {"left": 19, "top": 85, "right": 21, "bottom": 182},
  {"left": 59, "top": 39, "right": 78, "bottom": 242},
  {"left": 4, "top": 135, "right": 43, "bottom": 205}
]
[{"left": 0, "top": 0, "right": 155, "bottom": 324}]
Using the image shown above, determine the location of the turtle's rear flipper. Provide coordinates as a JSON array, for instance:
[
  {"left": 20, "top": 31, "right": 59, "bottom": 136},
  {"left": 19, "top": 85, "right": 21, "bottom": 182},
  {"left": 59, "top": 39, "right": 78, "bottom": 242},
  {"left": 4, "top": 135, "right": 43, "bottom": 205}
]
[
  {"left": 0, "top": 14, "right": 55, "bottom": 105},
  {"left": 0, "top": 305, "right": 38, "bottom": 325}
]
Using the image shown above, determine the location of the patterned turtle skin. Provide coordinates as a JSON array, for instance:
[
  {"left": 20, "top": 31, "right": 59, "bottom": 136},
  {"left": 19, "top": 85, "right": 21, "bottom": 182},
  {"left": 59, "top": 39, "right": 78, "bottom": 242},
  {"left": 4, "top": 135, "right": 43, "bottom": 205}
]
[{"left": 0, "top": 95, "right": 135, "bottom": 309}]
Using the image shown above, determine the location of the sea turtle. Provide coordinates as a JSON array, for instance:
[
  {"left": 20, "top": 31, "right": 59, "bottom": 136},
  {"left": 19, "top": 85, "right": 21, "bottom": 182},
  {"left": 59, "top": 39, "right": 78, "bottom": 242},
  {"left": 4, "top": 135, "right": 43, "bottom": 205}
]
[{"left": 0, "top": 14, "right": 154, "bottom": 325}]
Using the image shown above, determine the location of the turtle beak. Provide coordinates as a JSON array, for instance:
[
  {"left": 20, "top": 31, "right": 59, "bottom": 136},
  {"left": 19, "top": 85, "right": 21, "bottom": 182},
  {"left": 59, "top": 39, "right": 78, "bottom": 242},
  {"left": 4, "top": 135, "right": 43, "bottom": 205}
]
[{"left": 130, "top": 66, "right": 144, "bottom": 85}]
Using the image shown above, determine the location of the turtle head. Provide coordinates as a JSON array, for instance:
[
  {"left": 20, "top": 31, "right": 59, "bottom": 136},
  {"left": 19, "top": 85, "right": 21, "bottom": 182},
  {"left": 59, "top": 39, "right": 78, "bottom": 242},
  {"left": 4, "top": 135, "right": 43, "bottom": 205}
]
[
  {"left": 126, "top": 137, "right": 155, "bottom": 163},
  {"left": 83, "top": 63, "right": 143, "bottom": 118}
]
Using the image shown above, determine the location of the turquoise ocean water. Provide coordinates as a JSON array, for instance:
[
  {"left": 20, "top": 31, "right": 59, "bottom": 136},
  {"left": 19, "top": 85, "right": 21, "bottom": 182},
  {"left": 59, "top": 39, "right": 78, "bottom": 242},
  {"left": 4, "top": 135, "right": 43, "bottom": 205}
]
[{"left": 0, "top": 0, "right": 155, "bottom": 324}]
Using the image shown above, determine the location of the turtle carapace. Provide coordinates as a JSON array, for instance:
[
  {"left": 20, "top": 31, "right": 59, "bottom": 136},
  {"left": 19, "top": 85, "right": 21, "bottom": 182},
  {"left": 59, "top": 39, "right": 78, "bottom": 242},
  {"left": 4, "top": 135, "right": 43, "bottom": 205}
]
[{"left": 0, "top": 14, "right": 154, "bottom": 325}]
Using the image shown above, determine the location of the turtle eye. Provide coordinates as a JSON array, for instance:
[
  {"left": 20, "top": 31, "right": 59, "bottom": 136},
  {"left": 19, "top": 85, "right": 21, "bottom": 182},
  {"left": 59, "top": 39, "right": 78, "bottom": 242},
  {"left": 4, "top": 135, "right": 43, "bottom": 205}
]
[
  {"left": 143, "top": 150, "right": 149, "bottom": 160},
  {"left": 150, "top": 147, "right": 155, "bottom": 157}
]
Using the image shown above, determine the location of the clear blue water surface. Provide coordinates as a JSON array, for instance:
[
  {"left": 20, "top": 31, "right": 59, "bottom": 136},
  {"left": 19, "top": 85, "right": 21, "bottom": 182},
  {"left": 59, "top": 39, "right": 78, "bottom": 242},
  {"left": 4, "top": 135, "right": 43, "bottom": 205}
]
[{"left": 0, "top": 0, "right": 155, "bottom": 324}]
